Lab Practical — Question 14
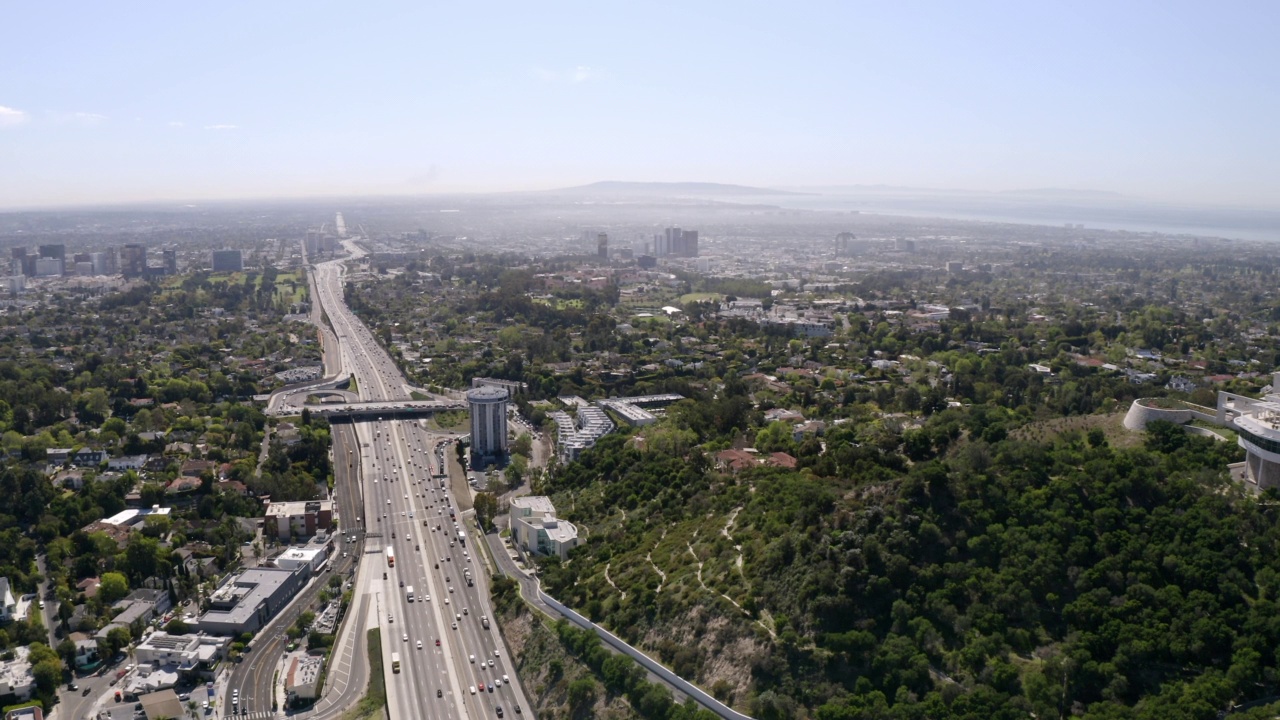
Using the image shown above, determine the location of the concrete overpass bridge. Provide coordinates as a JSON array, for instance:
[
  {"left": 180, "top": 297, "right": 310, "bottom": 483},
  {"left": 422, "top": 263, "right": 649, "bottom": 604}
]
[{"left": 302, "top": 399, "right": 466, "bottom": 422}]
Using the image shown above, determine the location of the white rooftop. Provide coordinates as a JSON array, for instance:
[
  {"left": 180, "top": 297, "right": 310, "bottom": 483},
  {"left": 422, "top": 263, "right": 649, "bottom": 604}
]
[{"left": 511, "top": 496, "right": 556, "bottom": 515}]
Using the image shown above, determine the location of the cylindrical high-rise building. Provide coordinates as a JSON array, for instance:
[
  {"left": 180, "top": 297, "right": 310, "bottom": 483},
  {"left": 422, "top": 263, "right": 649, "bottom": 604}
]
[{"left": 468, "top": 385, "right": 509, "bottom": 465}]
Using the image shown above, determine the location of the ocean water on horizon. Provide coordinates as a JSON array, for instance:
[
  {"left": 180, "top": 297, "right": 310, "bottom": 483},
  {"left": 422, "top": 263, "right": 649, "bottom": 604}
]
[{"left": 731, "top": 191, "right": 1280, "bottom": 243}]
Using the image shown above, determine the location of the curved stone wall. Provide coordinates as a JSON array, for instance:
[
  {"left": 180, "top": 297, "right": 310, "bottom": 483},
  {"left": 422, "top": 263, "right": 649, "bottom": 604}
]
[{"left": 1123, "top": 398, "right": 1194, "bottom": 431}]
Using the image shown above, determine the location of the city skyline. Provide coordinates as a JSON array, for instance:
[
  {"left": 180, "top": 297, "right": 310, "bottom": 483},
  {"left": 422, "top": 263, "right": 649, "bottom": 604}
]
[{"left": 2, "top": 2, "right": 1279, "bottom": 210}]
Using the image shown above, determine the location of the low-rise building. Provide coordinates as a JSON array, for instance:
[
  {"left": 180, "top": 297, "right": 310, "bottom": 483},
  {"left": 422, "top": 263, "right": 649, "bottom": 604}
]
[
  {"left": 0, "top": 646, "right": 34, "bottom": 702},
  {"left": 134, "top": 632, "right": 229, "bottom": 671},
  {"left": 550, "top": 407, "right": 614, "bottom": 463},
  {"left": 198, "top": 565, "right": 309, "bottom": 635},
  {"left": 264, "top": 500, "right": 334, "bottom": 541},
  {"left": 101, "top": 507, "right": 172, "bottom": 529},
  {"left": 275, "top": 546, "right": 328, "bottom": 574},
  {"left": 509, "top": 496, "right": 580, "bottom": 560},
  {"left": 118, "top": 588, "right": 172, "bottom": 619},
  {"left": 107, "top": 454, "right": 149, "bottom": 471},
  {"left": 72, "top": 638, "right": 99, "bottom": 669},
  {"left": 137, "top": 689, "right": 184, "bottom": 720},
  {"left": 285, "top": 655, "right": 324, "bottom": 704},
  {"left": 5, "top": 703, "right": 41, "bottom": 720}
]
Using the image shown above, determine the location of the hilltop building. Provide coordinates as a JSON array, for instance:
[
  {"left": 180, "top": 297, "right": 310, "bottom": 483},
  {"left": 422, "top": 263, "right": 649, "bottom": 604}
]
[
  {"left": 509, "top": 496, "right": 580, "bottom": 560},
  {"left": 1218, "top": 371, "right": 1280, "bottom": 490}
]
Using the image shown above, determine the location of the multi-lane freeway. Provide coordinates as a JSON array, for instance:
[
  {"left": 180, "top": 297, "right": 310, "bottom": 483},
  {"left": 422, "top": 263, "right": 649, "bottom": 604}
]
[{"left": 311, "top": 241, "right": 532, "bottom": 720}]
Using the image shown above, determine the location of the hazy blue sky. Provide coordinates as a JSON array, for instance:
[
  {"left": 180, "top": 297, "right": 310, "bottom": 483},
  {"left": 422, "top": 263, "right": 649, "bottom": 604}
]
[{"left": 2, "top": 1, "right": 1277, "bottom": 208}]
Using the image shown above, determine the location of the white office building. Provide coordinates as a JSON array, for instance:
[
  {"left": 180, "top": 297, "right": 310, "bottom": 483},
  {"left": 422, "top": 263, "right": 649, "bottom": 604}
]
[
  {"left": 134, "top": 632, "right": 229, "bottom": 671},
  {"left": 509, "top": 496, "right": 580, "bottom": 560},
  {"left": 1219, "top": 371, "right": 1280, "bottom": 490}
]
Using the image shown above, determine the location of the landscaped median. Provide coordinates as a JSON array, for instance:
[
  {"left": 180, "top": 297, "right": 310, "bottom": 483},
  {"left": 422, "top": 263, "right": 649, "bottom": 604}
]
[{"left": 339, "top": 629, "right": 385, "bottom": 720}]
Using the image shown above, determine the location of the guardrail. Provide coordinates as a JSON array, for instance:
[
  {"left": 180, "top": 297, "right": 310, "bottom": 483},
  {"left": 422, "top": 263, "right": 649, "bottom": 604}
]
[{"left": 537, "top": 589, "right": 754, "bottom": 720}]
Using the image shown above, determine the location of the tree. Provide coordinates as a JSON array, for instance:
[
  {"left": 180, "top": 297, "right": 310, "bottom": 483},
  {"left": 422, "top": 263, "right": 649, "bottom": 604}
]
[
  {"left": 511, "top": 433, "right": 533, "bottom": 457},
  {"left": 106, "top": 625, "right": 133, "bottom": 654},
  {"left": 57, "top": 638, "right": 77, "bottom": 668},
  {"left": 100, "top": 572, "right": 129, "bottom": 604},
  {"left": 754, "top": 421, "right": 797, "bottom": 454},
  {"left": 473, "top": 492, "right": 499, "bottom": 530},
  {"left": 32, "top": 657, "right": 62, "bottom": 695},
  {"left": 506, "top": 454, "right": 529, "bottom": 488},
  {"left": 567, "top": 678, "right": 598, "bottom": 713}
]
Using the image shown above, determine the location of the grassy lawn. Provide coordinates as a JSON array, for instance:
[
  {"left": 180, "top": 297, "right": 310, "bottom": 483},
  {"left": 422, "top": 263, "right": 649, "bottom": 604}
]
[{"left": 679, "top": 292, "right": 722, "bottom": 304}]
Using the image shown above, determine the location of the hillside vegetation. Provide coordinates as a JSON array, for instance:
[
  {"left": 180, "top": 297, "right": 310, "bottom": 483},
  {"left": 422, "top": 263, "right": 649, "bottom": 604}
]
[{"left": 538, "top": 409, "right": 1280, "bottom": 719}]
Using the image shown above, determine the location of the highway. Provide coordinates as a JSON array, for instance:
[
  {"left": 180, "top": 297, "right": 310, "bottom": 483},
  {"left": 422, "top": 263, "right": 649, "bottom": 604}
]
[{"left": 310, "top": 240, "right": 532, "bottom": 720}]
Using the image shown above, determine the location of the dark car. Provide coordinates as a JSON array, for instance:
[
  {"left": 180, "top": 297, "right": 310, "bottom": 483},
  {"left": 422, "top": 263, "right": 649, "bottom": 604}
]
[
  {"left": 497, "top": 707, "right": 504, "bottom": 718},
  {"left": 437, "top": 689, "right": 443, "bottom": 698}
]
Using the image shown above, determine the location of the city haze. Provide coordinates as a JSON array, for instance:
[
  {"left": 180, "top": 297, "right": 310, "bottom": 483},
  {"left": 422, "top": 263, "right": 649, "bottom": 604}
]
[{"left": 2, "top": 2, "right": 1279, "bottom": 210}]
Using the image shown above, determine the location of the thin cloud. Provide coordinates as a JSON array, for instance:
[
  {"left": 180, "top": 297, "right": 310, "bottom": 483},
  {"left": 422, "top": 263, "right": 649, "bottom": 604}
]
[
  {"left": 0, "top": 105, "right": 30, "bottom": 127},
  {"left": 531, "top": 65, "right": 606, "bottom": 85},
  {"left": 168, "top": 121, "right": 185, "bottom": 128},
  {"left": 203, "top": 124, "right": 239, "bottom": 130},
  {"left": 47, "top": 111, "right": 108, "bottom": 126},
  {"left": 571, "top": 66, "right": 604, "bottom": 83}
]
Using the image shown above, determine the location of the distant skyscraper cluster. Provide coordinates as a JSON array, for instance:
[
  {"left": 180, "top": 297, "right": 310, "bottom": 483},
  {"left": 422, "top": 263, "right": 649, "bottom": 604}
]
[
  {"left": 834, "top": 232, "right": 856, "bottom": 256},
  {"left": 6, "top": 241, "right": 242, "bottom": 281},
  {"left": 12, "top": 244, "right": 119, "bottom": 278},
  {"left": 648, "top": 227, "right": 699, "bottom": 258}
]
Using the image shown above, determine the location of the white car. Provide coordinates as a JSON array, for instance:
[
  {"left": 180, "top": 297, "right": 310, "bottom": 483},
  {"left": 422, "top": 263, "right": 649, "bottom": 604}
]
[{"left": 417, "top": 640, "right": 422, "bottom": 649}]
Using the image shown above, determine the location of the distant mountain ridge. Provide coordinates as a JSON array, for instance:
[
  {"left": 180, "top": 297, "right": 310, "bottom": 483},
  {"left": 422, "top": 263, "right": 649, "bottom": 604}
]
[{"left": 552, "top": 181, "right": 809, "bottom": 196}]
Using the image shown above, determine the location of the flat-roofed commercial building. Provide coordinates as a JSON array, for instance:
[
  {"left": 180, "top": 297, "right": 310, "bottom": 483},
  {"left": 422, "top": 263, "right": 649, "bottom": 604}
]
[
  {"left": 134, "top": 632, "right": 229, "bottom": 671},
  {"left": 265, "top": 500, "right": 334, "bottom": 540},
  {"left": 285, "top": 655, "right": 324, "bottom": 703},
  {"left": 197, "top": 565, "right": 309, "bottom": 635}
]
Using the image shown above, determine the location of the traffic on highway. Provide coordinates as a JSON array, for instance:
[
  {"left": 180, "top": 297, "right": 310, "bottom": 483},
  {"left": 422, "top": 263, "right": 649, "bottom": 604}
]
[{"left": 311, "top": 245, "right": 529, "bottom": 720}]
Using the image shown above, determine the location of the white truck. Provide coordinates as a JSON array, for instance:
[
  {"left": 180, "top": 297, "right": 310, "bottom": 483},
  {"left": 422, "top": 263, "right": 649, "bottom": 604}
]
[{"left": 406, "top": 585, "right": 415, "bottom": 602}]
